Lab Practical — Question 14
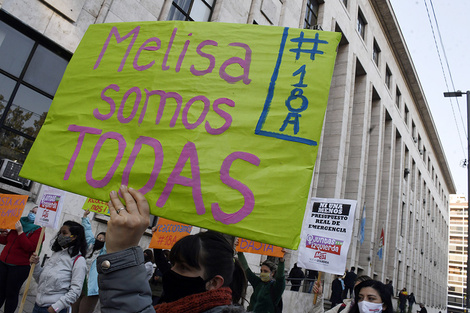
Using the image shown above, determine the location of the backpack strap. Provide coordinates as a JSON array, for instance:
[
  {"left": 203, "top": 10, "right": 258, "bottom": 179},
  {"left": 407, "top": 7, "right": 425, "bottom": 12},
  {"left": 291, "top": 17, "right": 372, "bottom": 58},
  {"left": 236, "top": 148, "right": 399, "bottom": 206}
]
[
  {"left": 338, "top": 303, "right": 347, "bottom": 313},
  {"left": 73, "top": 255, "right": 83, "bottom": 267}
]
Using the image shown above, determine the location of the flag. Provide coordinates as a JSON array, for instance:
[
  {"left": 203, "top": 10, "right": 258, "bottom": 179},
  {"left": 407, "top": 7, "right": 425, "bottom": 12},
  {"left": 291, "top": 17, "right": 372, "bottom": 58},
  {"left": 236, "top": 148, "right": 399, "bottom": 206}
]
[
  {"left": 377, "top": 228, "right": 384, "bottom": 260},
  {"left": 359, "top": 205, "right": 366, "bottom": 244}
]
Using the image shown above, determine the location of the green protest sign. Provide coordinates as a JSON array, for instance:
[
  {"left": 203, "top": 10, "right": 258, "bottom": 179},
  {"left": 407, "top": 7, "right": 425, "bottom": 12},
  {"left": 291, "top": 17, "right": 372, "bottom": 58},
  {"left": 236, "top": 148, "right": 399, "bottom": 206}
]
[{"left": 21, "top": 21, "right": 340, "bottom": 249}]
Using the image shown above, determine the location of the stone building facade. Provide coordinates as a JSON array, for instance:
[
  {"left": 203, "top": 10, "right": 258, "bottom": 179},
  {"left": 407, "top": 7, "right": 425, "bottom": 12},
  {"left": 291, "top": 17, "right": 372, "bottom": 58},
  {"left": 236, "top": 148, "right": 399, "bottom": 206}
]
[{"left": 0, "top": 0, "right": 454, "bottom": 312}]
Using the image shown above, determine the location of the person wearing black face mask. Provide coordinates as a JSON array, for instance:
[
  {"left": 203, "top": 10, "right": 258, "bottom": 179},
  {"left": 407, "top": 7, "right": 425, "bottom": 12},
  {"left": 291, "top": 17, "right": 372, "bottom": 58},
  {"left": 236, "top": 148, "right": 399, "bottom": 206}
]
[
  {"left": 151, "top": 227, "right": 248, "bottom": 311},
  {"left": 71, "top": 210, "right": 107, "bottom": 313},
  {"left": 96, "top": 186, "right": 249, "bottom": 313},
  {"left": 30, "top": 220, "right": 88, "bottom": 313}
]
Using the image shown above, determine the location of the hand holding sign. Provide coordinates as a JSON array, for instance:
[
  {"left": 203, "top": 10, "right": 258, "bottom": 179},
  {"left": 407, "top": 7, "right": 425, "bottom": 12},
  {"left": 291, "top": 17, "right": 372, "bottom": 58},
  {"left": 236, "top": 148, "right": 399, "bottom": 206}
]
[
  {"left": 15, "top": 220, "right": 23, "bottom": 235},
  {"left": 106, "top": 185, "right": 150, "bottom": 253},
  {"left": 312, "top": 280, "right": 322, "bottom": 295},
  {"left": 280, "top": 248, "right": 287, "bottom": 262},
  {"left": 30, "top": 252, "right": 40, "bottom": 264}
]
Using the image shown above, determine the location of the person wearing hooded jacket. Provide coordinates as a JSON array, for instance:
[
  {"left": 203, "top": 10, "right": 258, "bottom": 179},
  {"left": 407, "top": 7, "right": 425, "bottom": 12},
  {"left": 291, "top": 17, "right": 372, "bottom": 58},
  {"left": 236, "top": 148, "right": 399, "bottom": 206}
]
[{"left": 0, "top": 206, "right": 44, "bottom": 313}]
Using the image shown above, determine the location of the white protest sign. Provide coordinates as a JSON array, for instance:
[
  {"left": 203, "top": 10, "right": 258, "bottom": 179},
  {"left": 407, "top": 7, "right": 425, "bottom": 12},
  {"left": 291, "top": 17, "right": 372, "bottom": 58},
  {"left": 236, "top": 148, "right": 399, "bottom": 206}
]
[
  {"left": 35, "top": 186, "right": 66, "bottom": 229},
  {"left": 297, "top": 197, "right": 357, "bottom": 275}
]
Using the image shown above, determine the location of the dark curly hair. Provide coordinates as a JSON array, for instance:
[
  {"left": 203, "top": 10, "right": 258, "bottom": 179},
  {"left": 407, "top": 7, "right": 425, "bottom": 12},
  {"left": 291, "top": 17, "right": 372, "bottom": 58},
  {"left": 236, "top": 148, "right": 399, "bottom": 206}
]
[{"left": 51, "top": 221, "right": 87, "bottom": 257}]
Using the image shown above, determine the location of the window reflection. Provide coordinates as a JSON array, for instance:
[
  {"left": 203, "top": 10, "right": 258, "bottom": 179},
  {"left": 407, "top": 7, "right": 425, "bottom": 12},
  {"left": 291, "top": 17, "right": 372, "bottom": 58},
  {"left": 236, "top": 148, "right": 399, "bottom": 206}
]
[
  {"left": 0, "top": 73, "right": 16, "bottom": 117},
  {"left": 168, "top": 6, "right": 187, "bottom": 21},
  {"left": 304, "top": 0, "right": 320, "bottom": 29},
  {"left": 0, "top": 20, "right": 34, "bottom": 77},
  {"left": 357, "top": 11, "right": 366, "bottom": 39},
  {"left": 191, "top": 0, "right": 211, "bottom": 22},
  {"left": 0, "top": 129, "right": 33, "bottom": 163},
  {"left": 175, "top": 0, "right": 192, "bottom": 13},
  {"left": 23, "top": 45, "right": 69, "bottom": 95},
  {"left": 0, "top": 12, "right": 71, "bottom": 188},
  {"left": 5, "top": 84, "right": 52, "bottom": 138},
  {"left": 168, "top": 0, "right": 215, "bottom": 22}
]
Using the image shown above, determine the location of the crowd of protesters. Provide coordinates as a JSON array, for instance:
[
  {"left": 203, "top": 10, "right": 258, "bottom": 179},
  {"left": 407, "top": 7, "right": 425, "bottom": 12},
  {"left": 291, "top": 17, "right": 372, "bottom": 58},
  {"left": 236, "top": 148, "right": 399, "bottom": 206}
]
[{"left": 0, "top": 187, "right": 430, "bottom": 313}]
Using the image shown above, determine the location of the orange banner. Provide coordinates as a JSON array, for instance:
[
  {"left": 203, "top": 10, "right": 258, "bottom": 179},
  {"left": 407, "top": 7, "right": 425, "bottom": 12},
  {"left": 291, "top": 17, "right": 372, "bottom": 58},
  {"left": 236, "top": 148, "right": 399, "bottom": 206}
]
[
  {"left": 149, "top": 218, "right": 193, "bottom": 249},
  {"left": 236, "top": 238, "right": 284, "bottom": 258},
  {"left": 0, "top": 194, "right": 29, "bottom": 229}
]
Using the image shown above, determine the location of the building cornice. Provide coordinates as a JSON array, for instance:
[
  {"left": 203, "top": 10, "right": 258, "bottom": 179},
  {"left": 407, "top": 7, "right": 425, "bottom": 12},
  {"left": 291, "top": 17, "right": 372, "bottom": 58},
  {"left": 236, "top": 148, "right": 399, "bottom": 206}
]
[{"left": 370, "top": 0, "right": 456, "bottom": 194}]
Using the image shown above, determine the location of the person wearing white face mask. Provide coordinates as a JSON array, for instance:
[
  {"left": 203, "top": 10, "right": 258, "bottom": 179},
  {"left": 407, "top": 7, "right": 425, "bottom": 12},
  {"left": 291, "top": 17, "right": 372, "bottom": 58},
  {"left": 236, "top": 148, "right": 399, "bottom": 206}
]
[
  {"left": 310, "top": 275, "right": 372, "bottom": 313},
  {"left": 350, "top": 280, "right": 393, "bottom": 313}
]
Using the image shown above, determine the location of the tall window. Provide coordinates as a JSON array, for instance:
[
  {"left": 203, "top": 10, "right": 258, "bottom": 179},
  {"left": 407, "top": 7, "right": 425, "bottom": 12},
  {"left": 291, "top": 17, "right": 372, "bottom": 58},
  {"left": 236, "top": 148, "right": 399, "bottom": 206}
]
[
  {"left": 395, "top": 87, "right": 401, "bottom": 108},
  {"left": 357, "top": 9, "right": 366, "bottom": 39},
  {"left": 385, "top": 65, "right": 392, "bottom": 89},
  {"left": 400, "top": 202, "right": 406, "bottom": 236},
  {"left": 373, "top": 39, "right": 380, "bottom": 66},
  {"left": 167, "top": 0, "right": 215, "bottom": 21},
  {"left": 0, "top": 12, "right": 71, "bottom": 164},
  {"left": 404, "top": 104, "right": 409, "bottom": 126},
  {"left": 304, "top": 0, "right": 320, "bottom": 29}
]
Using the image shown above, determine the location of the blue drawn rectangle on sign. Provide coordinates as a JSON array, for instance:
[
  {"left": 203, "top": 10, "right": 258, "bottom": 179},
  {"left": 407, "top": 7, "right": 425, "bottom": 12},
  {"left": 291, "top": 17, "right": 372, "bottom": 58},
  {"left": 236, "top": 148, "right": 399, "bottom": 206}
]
[{"left": 255, "top": 27, "right": 330, "bottom": 146}]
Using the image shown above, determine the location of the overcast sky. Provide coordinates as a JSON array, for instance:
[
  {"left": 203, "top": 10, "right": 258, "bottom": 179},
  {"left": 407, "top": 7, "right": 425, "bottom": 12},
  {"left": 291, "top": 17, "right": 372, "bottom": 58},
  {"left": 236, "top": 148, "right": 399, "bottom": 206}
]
[{"left": 389, "top": 0, "right": 470, "bottom": 199}]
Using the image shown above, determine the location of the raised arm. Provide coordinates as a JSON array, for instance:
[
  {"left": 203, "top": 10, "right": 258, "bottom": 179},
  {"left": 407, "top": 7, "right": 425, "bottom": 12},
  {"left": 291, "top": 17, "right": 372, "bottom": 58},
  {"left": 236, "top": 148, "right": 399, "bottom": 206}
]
[
  {"left": 97, "top": 186, "right": 154, "bottom": 313},
  {"left": 82, "top": 210, "right": 96, "bottom": 246},
  {"left": 237, "top": 251, "right": 260, "bottom": 287}
]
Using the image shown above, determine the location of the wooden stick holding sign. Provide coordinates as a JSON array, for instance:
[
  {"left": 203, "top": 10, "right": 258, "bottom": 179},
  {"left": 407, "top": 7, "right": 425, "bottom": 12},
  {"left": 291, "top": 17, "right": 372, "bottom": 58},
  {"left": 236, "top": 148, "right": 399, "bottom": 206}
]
[
  {"left": 18, "top": 227, "right": 45, "bottom": 313},
  {"left": 313, "top": 271, "right": 323, "bottom": 305}
]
